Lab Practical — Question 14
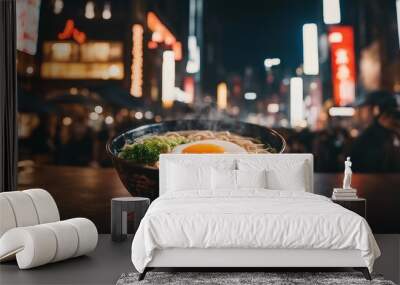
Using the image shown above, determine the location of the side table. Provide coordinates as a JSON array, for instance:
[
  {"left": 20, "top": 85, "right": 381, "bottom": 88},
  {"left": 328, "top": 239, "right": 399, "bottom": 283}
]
[
  {"left": 332, "top": 197, "right": 367, "bottom": 219},
  {"left": 111, "top": 197, "right": 150, "bottom": 242}
]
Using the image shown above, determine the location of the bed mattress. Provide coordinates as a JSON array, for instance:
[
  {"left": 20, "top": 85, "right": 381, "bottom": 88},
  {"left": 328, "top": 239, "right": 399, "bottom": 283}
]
[{"left": 131, "top": 190, "right": 380, "bottom": 273}]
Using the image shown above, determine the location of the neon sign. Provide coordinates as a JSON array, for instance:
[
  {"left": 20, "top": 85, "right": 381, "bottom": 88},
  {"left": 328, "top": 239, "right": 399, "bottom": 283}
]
[
  {"left": 328, "top": 26, "right": 356, "bottom": 106},
  {"left": 130, "top": 24, "right": 143, "bottom": 97},
  {"left": 58, "top": 19, "right": 86, "bottom": 44},
  {"left": 147, "top": 12, "right": 182, "bottom": 61}
]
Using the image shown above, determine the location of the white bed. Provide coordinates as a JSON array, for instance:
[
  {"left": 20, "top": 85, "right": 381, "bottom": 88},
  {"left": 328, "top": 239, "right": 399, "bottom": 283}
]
[{"left": 131, "top": 154, "right": 380, "bottom": 280}]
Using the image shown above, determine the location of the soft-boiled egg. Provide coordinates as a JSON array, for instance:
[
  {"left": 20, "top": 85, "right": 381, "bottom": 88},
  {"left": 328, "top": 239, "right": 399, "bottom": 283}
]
[{"left": 172, "top": 139, "right": 247, "bottom": 154}]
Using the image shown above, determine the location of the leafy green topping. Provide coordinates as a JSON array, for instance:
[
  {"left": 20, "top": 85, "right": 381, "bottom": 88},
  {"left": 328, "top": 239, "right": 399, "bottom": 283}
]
[{"left": 118, "top": 136, "right": 188, "bottom": 164}]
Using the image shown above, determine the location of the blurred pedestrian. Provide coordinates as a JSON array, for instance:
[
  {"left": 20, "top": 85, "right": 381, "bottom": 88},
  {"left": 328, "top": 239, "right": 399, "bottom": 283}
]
[
  {"left": 58, "top": 116, "right": 94, "bottom": 166},
  {"left": 29, "top": 114, "right": 56, "bottom": 164},
  {"left": 350, "top": 91, "right": 400, "bottom": 172}
]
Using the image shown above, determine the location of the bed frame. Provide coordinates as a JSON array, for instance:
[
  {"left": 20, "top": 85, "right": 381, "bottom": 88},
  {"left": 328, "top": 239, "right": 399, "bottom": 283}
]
[
  {"left": 139, "top": 154, "right": 371, "bottom": 280},
  {"left": 140, "top": 248, "right": 370, "bottom": 280}
]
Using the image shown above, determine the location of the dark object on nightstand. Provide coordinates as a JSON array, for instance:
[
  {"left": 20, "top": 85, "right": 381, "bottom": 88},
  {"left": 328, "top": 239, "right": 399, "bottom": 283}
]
[
  {"left": 111, "top": 197, "right": 150, "bottom": 242},
  {"left": 332, "top": 198, "right": 366, "bottom": 218}
]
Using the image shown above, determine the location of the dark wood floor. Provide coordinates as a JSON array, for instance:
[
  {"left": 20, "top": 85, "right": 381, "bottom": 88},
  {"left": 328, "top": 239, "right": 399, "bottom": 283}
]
[
  {"left": 17, "top": 165, "right": 400, "bottom": 234},
  {"left": 0, "top": 235, "right": 134, "bottom": 285},
  {"left": 1, "top": 234, "right": 398, "bottom": 284}
]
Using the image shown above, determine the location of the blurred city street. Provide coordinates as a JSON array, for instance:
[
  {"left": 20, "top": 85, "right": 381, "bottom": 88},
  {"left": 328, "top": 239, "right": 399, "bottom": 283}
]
[{"left": 16, "top": 0, "right": 400, "bottom": 172}]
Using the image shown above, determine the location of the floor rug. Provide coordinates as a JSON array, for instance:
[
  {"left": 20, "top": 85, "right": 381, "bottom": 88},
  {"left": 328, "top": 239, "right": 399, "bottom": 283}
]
[{"left": 116, "top": 271, "right": 396, "bottom": 285}]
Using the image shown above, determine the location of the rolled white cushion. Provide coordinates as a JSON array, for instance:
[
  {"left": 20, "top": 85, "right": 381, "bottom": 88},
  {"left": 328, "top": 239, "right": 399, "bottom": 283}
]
[
  {"left": 0, "top": 192, "right": 39, "bottom": 227},
  {"left": 64, "top": 218, "right": 98, "bottom": 257},
  {"left": 0, "top": 218, "right": 97, "bottom": 269},
  {"left": 0, "top": 226, "right": 57, "bottom": 269},
  {"left": 23, "top": 189, "right": 60, "bottom": 224},
  {"left": 42, "top": 221, "right": 79, "bottom": 262},
  {"left": 0, "top": 196, "right": 17, "bottom": 237}
]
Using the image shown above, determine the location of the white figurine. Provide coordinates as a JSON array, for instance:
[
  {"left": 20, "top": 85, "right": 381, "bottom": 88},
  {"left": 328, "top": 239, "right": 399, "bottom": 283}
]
[{"left": 343, "top": 157, "right": 352, "bottom": 189}]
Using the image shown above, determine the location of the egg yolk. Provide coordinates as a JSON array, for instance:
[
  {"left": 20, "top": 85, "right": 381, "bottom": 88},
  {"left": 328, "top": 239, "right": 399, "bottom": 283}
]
[{"left": 182, "top": 143, "right": 225, "bottom": 154}]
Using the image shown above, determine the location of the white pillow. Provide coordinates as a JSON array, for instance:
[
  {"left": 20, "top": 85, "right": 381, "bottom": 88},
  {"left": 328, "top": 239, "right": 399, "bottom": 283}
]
[
  {"left": 236, "top": 169, "right": 267, "bottom": 189},
  {"left": 237, "top": 158, "right": 308, "bottom": 191},
  {"left": 167, "top": 162, "right": 212, "bottom": 191},
  {"left": 212, "top": 168, "right": 237, "bottom": 190},
  {"left": 266, "top": 168, "right": 306, "bottom": 191}
]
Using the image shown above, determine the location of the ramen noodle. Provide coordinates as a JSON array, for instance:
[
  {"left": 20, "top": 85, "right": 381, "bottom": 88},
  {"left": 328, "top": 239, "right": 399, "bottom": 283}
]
[
  {"left": 136, "top": 130, "right": 271, "bottom": 153},
  {"left": 118, "top": 130, "right": 275, "bottom": 167}
]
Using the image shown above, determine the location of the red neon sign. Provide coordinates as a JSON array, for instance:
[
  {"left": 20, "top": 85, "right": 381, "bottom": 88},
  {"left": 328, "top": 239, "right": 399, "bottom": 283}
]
[
  {"left": 147, "top": 12, "right": 182, "bottom": 61},
  {"left": 172, "top": 42, "right": 182, "bottom": 61},
  {"left": 328, "top": 26, "right": 356, "bottom": 106},
  {"left": 58, "top": 19, "right": 86, "bottom": 44},
  {"left": 147, "top": 12, "right": 176, "bottom": 45}
]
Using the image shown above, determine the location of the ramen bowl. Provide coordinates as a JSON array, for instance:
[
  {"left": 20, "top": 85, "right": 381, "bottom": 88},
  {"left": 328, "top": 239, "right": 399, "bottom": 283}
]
[{"left": 107, "top": 120, "right": 286, "bottom": 200}]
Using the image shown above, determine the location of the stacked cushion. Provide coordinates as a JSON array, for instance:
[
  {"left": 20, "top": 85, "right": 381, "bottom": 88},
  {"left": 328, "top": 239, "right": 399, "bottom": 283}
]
[
  {"left": 24, "top": 188, "right": 60, "bottom": 224},
  {"left": 0, "top": 196, "right": 17, "bottom": 237},
  {"left": 0, "top": 189, "right": 97, "bottom": 269},
  {"left": 0, "top": 189, "right": 59, "bottom": 235},
  {"left": 0, "top": 218, "right": 98, "bottom": 269},
  {"left": 1, "top": 191, "right": 40, "bottom": 228}
]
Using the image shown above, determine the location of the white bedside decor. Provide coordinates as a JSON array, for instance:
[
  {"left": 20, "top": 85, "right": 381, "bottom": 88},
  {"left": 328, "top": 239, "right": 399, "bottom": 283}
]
[
  {"left": 0, "top": 189, "right": 98, "bottom": 269},
  {"left": 343, "top": 157, "right": 353, "bottom": 190},
  {"left": 332, "top": 157, "right": 358, "bottom": 200}
]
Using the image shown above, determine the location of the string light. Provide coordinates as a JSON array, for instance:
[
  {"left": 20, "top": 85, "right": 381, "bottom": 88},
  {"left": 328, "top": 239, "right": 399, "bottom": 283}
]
[
  {"left": 264, "top": 58, "right": 281, "bottom": 69},
  {"left": 105, "top": 116, "right": 114, "bottom": 125},
  {"left": 290, "top": 77, "right": 304, "bottom": 127},
  {"left": 89, "top": 112, "right": 99, "bottom": 120},
  {"left": 217, "top": 82, "right": 228, "bottom": 110},
  {"left": 102, "top": 2, "right": 112, "bottom": 20},
  {"left": 267, "top": 103, "right": 279, "bottom": 113},
  {"left": 54, "top": 0, "right": 63, "bottom": 14},
  {"left": 26, "top": 66, "right": 34, "bottom": 74},
  {"left": 329, "top": 107, "right": 355, "bottom": 117},
  {"left": 62, "top": 117, "right": 72, "bottom": 126},
  {"left": 244, "top": 92, "right": 257, "bottom": 100},
  {"left": 134, "top": 112, "right": 143, "bottom": 120},
  {"left": 130, "top": 24, "right": 143, "bottom": 97},
  {"left": 94, "top": 105, "right": 103, "bottom": 114},
  {"left": 70, "top": 87, "right": 78, "bottom": 95},
  {"left": 162, "top": 50, "right": 175, "bottom": 108},
  {"left": 323, "top": 0, "right": 341, "bottom": 24},
  {"left": 85, "top": 1, "right": 95, "bottom": 19},
  {"left": 144, "top": 111, "right": 154, "bottom": 120},
  {"left": 303, "top": 23, "right": 319, "bottom": 75}
]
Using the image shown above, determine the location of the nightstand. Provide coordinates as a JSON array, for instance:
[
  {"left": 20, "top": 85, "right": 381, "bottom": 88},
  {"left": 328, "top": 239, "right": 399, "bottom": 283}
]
[
  {"left": 111, "top": 197, "right": 150, "bottom": 242},
  {"left": 332, "top": 198, "right": 366, "bottom": 218}
]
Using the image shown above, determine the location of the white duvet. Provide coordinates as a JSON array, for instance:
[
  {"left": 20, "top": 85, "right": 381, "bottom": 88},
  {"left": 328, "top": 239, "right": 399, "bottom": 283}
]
[{"left": 131, "top": 190, "right": 380, "bottom": 273}]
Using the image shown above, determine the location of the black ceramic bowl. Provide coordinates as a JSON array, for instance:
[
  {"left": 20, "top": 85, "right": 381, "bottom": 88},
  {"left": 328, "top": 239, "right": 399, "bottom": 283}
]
[{"left": 107, "top": 120, "right": 286, "bottom": 200}]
